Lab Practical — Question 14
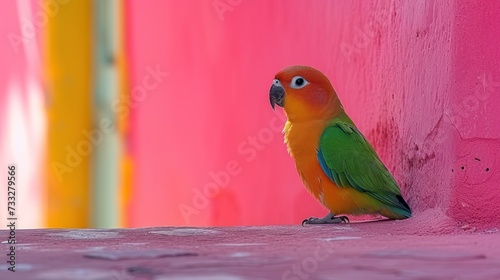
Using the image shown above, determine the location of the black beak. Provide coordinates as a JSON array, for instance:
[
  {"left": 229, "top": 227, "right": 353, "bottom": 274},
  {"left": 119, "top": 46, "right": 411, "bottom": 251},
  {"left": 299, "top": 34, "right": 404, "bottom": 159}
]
[{"left": 269, "top": 83, "right": 285, "bottom": 110}]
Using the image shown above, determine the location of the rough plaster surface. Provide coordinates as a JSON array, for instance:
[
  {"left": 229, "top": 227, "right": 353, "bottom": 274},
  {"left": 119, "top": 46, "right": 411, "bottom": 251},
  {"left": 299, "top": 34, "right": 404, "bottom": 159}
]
[
  {"left": 1, "top": 226, "right": 499, "bottom": 279},
  {"left": 336, "top": 0, "right": 500, "bottom": 229},
  {"left": 447, "top": 0, "right": 500, "bottom": 227},
  {"left": 128, "top": 0, "right": 500, "bottom": 229}
]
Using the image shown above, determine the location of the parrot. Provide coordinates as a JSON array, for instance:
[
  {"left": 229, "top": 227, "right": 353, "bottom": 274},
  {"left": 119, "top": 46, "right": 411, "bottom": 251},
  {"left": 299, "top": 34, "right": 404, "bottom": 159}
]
[{"left": 269, "top": 65, "right": 411, "bottom": 225}]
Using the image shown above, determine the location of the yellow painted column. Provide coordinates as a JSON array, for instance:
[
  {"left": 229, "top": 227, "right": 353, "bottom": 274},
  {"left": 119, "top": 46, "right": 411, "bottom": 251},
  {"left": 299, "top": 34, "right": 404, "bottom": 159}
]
[
  {"left": 45, "top": 0, "right": 92, "bottom": 228},
  {"left": 115, "top": 1, "right": 132, "bottom": 227}
]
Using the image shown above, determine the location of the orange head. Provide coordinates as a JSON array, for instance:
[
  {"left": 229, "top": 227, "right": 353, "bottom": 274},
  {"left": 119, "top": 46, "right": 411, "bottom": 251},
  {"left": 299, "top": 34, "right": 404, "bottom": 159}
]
[{"left": 269, "top": 65, "right": 344, "bottom": 122}]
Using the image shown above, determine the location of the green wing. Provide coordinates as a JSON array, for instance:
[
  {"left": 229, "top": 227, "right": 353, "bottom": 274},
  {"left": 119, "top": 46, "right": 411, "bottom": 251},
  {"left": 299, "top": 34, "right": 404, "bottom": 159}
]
[{"left": 317, "top": 119, "right": 411, "bottom": 217}]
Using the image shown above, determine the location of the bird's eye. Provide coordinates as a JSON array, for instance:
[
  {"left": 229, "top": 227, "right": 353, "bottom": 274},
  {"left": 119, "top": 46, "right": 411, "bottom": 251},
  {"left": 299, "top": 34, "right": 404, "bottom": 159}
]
[{"left": 290, "top": 76, "right": 308, "bottom": 89}]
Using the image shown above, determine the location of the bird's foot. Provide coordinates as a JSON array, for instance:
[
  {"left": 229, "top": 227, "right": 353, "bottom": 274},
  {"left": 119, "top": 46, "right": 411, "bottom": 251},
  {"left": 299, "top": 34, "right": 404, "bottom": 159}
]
[{"left": 302, "top": 213, "right": 349, "bottom": 225}]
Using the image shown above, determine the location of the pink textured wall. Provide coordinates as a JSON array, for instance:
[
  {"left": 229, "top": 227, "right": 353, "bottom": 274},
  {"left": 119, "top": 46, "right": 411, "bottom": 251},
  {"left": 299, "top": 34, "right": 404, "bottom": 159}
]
[
  {"left": 126, "top": 0, "right": 500, "bottom": 229},
  {"left": 335, "top": 0, "right": 500, "bottom": 230},
  {"left": 448, "top": 0, "right": 500, "bottom": 227}
]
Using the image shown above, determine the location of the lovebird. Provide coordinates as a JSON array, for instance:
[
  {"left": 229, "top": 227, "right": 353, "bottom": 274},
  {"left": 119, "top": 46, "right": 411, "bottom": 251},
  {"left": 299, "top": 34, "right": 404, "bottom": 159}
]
[{"left": 269, "top": 65, "right": 411, "bottom": 224}]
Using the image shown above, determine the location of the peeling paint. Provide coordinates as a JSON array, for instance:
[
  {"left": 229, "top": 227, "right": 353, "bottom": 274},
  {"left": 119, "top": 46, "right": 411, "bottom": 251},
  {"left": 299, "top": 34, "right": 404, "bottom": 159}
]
[
  {"left": 48, "top": 231, "right": 121, "bottom": 240},
  {"left": 85, "top": 249, "right": 197, "bottom": 260},
  {"left": 74, "top": 247, "right": 106, "bottom": 253},
  {"left": 319, "top": 236, "right": 362, "bottom": 241},
  {"left": 156, "top": 276, "right": 256, "bottom": 280},
  {"left": 363, "top": 249, "right": 486, "bottom": 261},
  {"left": 149, "top": 228, "right": 219, "bottom": 236},
  {"left": 216, "top": 243, "right": 266, "bottom": 246},
  {"left": 35, "top": 268, "right": 118, "bottom": 280},
  {"left": 230, "top": 252, "right": 252, "bottom": 258}
]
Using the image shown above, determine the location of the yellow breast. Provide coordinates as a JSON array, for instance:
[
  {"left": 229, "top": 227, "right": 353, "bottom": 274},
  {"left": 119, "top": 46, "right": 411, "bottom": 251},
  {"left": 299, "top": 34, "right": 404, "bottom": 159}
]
[
  {"left": 284, "top": 120, "right": 379, "bottom": 215},
  {"left": 284, "top": 120, "right": 328, "bottom": 201}
]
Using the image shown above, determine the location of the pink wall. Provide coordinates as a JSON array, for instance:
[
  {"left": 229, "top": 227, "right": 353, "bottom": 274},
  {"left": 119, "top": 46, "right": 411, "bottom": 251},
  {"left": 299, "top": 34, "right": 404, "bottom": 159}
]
[
  {"left": 126, "top": 0, "right": 500, "bottom": 229},
  {"left": 0, "top": 0, "right": 45, "bottom": 228},
  {"left": 448, "top": 0, "right": 500, "bottom": 227}
]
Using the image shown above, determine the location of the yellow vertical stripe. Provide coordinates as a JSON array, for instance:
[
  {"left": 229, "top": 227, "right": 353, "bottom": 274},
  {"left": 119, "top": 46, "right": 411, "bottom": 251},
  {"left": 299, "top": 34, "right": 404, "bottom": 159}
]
[
  {"left": 117, "top": 1, "right": 132, "bottom": 227},
  {"left": 45, "top": 0, "right": 92, "bottom": 228}
]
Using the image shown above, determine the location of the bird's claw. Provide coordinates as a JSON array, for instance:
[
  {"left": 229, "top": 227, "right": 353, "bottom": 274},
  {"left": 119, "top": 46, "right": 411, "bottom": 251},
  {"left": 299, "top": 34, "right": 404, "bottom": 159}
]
[
  {"left": 337, "top": 216, "right": 350, "bottom": 223},
  {"left": 302, "top": 213, "right": 349, "bottom": 225}
]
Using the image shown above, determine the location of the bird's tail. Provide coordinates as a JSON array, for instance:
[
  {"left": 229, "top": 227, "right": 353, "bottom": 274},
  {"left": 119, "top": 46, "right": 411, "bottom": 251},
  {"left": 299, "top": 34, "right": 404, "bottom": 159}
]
[{"left": 386, "top": 195, "right": 412, "bottom": 219}]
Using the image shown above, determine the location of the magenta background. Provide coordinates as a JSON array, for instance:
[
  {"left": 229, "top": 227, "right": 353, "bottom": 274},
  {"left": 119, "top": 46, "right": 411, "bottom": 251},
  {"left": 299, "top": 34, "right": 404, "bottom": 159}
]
[
  {"left": 3, "top": 1, "right": 498, "bottom": 229},
  {"left": 125, "top": 0, "right": 500, "bottom": 228}
]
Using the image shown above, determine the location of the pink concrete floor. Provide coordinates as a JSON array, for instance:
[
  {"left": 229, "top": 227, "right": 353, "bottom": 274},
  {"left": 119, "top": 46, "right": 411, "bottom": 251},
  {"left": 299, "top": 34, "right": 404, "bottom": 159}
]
[{"left": 1, "top": 217, "right": 499, "bottom": 280}]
